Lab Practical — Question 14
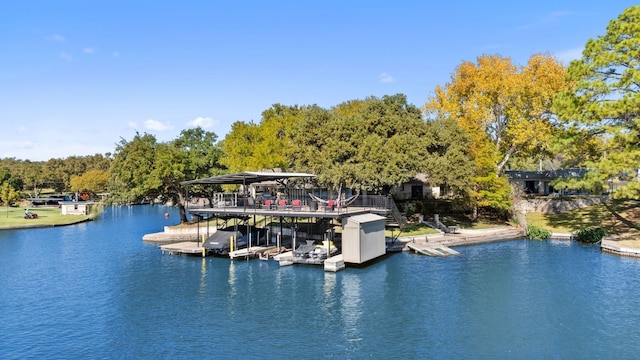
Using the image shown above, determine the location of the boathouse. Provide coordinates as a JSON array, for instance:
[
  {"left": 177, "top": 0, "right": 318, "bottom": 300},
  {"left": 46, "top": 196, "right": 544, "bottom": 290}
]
[{"left": 175, "top": 171, "right": 401, "bottom": 268}]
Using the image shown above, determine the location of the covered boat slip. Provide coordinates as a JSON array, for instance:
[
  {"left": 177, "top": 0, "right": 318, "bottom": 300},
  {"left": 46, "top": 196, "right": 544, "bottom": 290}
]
[
  {"left": 178, "top": 172, "right": 391, "bottom": 267},
  {"left": 181, "top": 171, "right": 392, "bottom": 222}
]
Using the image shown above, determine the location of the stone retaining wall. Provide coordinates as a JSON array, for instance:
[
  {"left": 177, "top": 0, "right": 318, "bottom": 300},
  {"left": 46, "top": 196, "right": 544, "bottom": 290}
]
[{"left": 514, "top": 197, "right": 605, "bottom": 214}]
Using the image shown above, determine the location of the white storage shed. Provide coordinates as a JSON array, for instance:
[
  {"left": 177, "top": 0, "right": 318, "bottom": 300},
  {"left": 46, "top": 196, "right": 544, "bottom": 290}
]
[{"left": 341, "top": 213, "right": 386, "bottom": 264}]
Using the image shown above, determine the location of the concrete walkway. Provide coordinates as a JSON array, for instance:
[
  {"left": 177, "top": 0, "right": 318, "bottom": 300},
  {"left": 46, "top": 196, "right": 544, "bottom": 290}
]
[{"left": 390, "top": 226, "right": 526, "bottom": 252}]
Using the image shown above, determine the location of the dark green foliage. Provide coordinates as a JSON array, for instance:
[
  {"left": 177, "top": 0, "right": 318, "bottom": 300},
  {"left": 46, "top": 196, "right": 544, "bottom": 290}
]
[
  {"left": 295, "top": 94, "right": 428, "bottom": 192},
  {"left": 575, "top": 227, "right": 609, "bottom": 243},
  {"left": 527, "top": 224, "right": 551, "bottom": 240}
]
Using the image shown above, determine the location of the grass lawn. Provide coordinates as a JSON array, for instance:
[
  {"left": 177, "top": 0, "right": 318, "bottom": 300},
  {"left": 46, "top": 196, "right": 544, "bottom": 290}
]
[
  {"left": 526, "top": 200, "right": 640, "bottom": 247},
  {"left": 0, "top": 206, "right": 95, "bottom": 228},
  {"left": 386, "top": 223, "right": 439, "bottom": 238}
]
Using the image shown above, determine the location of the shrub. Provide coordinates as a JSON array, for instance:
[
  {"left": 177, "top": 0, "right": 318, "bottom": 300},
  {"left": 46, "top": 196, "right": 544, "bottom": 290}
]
[
  {"left": 575, "top": 227, "right": 608, "bottom": 243},
  {"left": 527, "top": 225, "right": 551, "bottom": 240}
]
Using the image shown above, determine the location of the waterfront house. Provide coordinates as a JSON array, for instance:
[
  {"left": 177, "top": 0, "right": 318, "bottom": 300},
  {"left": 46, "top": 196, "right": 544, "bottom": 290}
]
[{"left": 505, "top": 168, "right": 590, "bottom": 196}]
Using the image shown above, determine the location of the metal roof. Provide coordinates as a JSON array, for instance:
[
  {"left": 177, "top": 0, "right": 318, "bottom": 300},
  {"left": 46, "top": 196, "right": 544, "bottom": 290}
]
[{"left": 180, "top": 171, "right": 316, "bottom": 186}]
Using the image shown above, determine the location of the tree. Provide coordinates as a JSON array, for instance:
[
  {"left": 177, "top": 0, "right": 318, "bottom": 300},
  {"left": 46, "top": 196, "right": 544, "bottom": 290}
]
[
  {"left": 423, "top": 117, "right": 475, "bottom": 197},
  {"left": 19, "top": 161, "right": 45, "bottom": 198},
  {"left": 220, "top": 104, "right": 303, "bottom": 172},
  {"left": 161, "top": 127, "right": 224, "bottom": 222},
  {"left": 220, "top": 121, "right": 262, "bottom": 172},
  {"left": 424, "top": 54, "right": 568, "bottom": 218},
  {"left": 70, "top": 169, "right": 110, "bottom": 193},
  {"left": 0, "top": 181, "right": 20, "bottom": 218},
  {"left": 425, "top": 54, "right": 568, "bottom": 174},
  {"left": 110, "top": 128, "right": 224, "bottom": 223},
  {"left": 553, "top": 5, "right": 640, "bottom": 197},
  {"left": 295, "top": 94, "right": 428, "bottom": 193},
  {"left": 109, "top": 132, "right": 159, "bottom": 204}
]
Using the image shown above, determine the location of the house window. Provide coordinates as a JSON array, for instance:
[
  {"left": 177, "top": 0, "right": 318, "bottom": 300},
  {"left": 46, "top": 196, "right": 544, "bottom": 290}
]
[
  {"left": 411, "top": 185, "right": 423, "bottom": 199},
  {"left": 524, "top": 181, "right": 538, "bottom": 194}
]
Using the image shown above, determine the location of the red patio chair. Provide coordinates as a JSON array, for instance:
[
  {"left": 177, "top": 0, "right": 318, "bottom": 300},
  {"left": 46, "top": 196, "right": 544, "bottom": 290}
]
[
  {"left": 277, "top": 199, "right": 288, "bottom": 210},
  {"left": 262, "top": 199, "right": 272, "bottom": 210},
  {"left": 325, "top": 199, "right": 335, "bottom": 212}
]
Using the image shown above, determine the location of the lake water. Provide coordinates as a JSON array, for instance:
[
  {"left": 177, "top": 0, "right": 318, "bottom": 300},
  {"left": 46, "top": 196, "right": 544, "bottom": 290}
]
[{"left": 1, "top": 205, "right": 640, "bottom": 359}]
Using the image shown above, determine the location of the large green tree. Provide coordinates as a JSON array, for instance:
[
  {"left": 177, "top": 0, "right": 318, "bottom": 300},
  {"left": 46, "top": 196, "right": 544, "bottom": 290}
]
[
  {"left": 423, "top": 117, "right": 475, "bottom": 198},
  {"left": 110, "top": 132, "right": 159, "bottom": 204},
  {"left": 220, "top": 104, "right": 302, "bottom": 172},
  {"left": 553, "top": 5, "right": 640, "bottom": 197},
  {"left": 110, "top": 128, "right": 223, "bottom": 223},
  {"left": 295, "top": 94, "right": 428, "bottom": 193}
]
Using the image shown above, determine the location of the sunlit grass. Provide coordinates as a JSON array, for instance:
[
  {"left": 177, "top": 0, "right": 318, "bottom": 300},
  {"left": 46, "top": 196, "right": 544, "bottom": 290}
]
[
  {"left": 525, "top": 200, "right": 640, "bottom": 239},
  {"left": 0, "top": 206, "right": 94, "bottom": 227},
  {"left": 385, "top": 223, "right": 439, "bottom": 238}
]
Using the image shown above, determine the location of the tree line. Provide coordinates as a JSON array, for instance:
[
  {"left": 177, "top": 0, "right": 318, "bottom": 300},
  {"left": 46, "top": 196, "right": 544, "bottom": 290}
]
[{"left": 2, "top": 5, "right": 639, "bottom": 223}]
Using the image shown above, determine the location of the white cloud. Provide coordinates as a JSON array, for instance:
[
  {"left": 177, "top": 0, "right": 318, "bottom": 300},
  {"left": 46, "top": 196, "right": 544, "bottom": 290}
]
[
  {"left": 187, "top": 116, "right": 217, "bottom": 128},
  {"left": 59, "top": 52, "right": 73, "bottom": 61},
  {"left": 83, "top": 47, "right": 95, "bottom": 54},
  {"left": 517, "top": 10, "right": 573, "bottom": 31},
  {"left": 45, "top": 33, "right": 67, "bottom": 42},
  {"left": 555, "top": 47, "right": 584, "bottom": 65},
  {"left": 144, "top": 119, "right": 172, "bottom": 131},
  {"left": 378, "top": 72, "right": 395, "bottom": 83},
  {"left": 13, "top": 140, "right": 34, "bottom": 149},
  {"left": 127, "top": 121, "right": 138, "bottom": 129},
  {"left": 541, "top": 10, "right": 573, "bottom": 24}
]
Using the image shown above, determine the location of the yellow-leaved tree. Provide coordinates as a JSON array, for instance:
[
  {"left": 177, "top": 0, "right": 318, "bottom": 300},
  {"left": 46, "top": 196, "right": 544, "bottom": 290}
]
[{"left": 424, "top": 54, "right": 568, "bottom": 218}]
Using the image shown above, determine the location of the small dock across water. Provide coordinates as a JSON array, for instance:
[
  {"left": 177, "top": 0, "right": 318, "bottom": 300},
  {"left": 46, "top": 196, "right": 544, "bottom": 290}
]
[
  {"left": 160, "top": 241, "right": 205, "bottom": 256},
  {"left": 407, "top": 243, "right": 461, "bottom": 257}
]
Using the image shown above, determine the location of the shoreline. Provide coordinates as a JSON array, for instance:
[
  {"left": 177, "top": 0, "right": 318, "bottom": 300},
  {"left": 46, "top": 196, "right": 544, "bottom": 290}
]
[{"left": 0, "top": 217, "right": 94, "bottom": 230}]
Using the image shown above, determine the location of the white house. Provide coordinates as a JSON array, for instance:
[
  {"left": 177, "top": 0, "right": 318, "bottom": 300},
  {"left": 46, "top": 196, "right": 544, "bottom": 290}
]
[{"left": 59, "top": 201, "right": 94, "bottom": 215}]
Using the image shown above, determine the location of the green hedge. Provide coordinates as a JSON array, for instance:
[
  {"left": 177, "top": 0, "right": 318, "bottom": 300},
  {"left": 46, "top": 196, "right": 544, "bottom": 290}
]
[
  {"left": 575, "top": 227, "right": 608, "bottom": 243},
  {"left": 527, "top": 225, "right": 551, "bottom": 240}
]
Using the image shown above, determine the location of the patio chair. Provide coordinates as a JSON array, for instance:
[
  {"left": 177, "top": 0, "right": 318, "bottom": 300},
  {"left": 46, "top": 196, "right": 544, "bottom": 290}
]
[
  {"left": 262, "top": 199, "right": 272, "bottom": 210},
  {"left": 292, "top": 199, "right": 302, "bottom": 211},
  {"left": 325, "top": 199, "right": 335, "bottom": 212},
  {"left": 277, "top": 199, "right": 288, "bottom": 210}
]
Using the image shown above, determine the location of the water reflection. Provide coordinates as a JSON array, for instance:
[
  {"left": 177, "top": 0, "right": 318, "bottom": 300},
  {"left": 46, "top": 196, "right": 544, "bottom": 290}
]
[
  {"left": 322, "top": 272, "right": 336, "bottom": 313},
  {"left": 198, "top": 258, "right": 207, "bottom": 296},
  {"left": 339, "top": 273, "right": 363, "bottom": 343}
]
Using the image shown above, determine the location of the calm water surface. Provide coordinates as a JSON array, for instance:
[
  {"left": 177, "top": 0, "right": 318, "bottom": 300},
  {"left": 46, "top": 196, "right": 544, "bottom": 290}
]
[{"left": 1, "top": 206, "right": 640, "bottom": 359}]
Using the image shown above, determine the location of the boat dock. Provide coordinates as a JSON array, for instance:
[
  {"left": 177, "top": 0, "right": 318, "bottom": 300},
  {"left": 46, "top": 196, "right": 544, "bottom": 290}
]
[
  {"left": 229, "top": 245, "right": 281, "bottom": 260},
  {"left": 160, "top": 241, "right": 205, "bottom": 256},
  {"left": 406, "top": 243, "right": 461, "bottom": 257},
  {"left": 272, "top": 251, "right": 345, "bottom": 271}
]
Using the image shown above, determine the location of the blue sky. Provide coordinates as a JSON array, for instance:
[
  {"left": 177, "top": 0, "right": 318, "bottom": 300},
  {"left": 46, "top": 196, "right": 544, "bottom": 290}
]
[{"left": 1, "top": 1, "right": 637, "bottom": 161}]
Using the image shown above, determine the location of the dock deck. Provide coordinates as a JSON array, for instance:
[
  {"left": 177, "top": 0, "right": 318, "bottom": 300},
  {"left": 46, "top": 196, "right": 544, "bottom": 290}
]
[
  {"left": 229, "top": 245, "right": 281, "bottom": 259},
  {"left": 406, "top": 243, "right": 461, "bottom": 257},
  {"left": 160, "top": 241, "right": 205, "bottom": 256}
]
